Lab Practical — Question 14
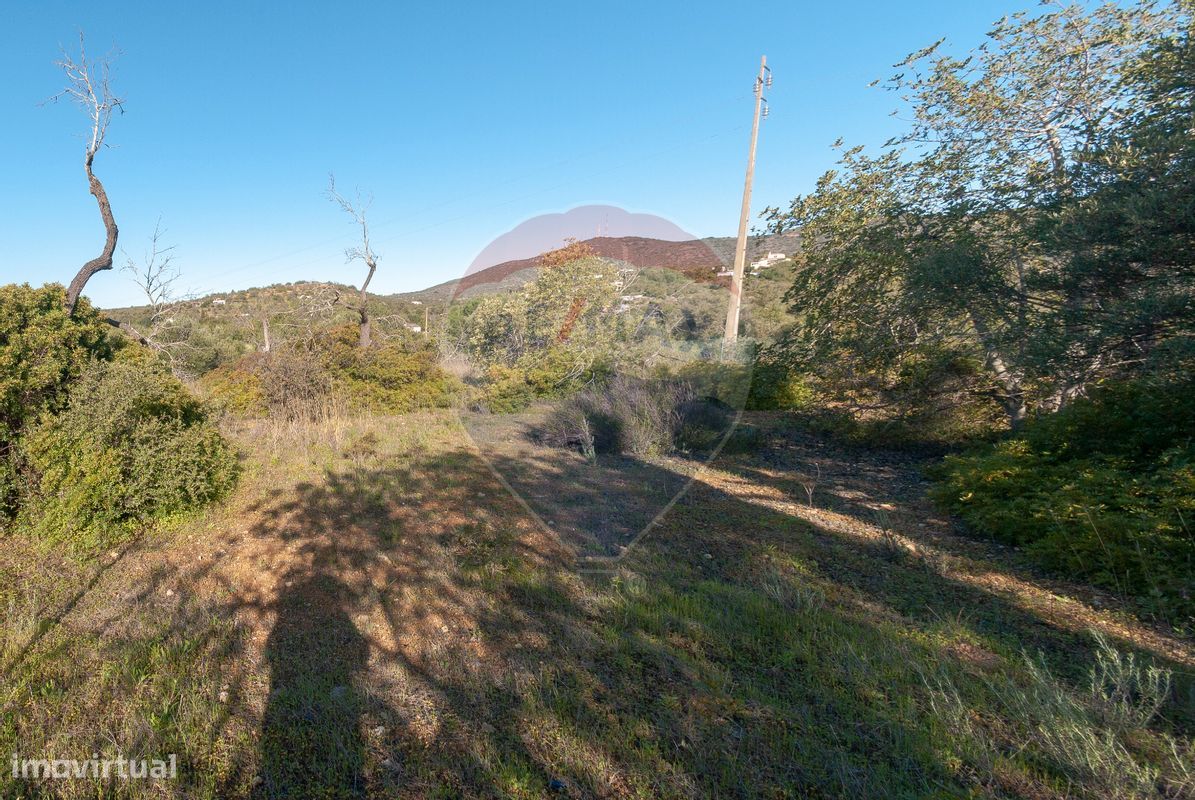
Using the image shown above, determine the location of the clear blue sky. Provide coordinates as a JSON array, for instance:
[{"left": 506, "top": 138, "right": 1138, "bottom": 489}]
[{"left": 2, "top": 0, "right": 1015, "bottom": 308}]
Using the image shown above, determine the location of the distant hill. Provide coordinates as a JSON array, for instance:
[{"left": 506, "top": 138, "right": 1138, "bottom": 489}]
[
  {"left": 394, "top": 232, "right": 801, "bottom": 303},
  {"left": 103, "top": 232, "right": 800, "bottom": 373}
]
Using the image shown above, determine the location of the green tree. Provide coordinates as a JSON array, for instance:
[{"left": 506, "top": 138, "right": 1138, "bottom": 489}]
[{"left": 768, "top": 1, "right": 1193, "bottom": 427}]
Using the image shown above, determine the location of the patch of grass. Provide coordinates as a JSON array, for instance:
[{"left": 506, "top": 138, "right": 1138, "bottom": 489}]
[
  {"left": 2, "top": 409, "right": 1191, "bottom": 798},
  {"left": 1, "top": 601, "right": 245, "bottom": 799}
]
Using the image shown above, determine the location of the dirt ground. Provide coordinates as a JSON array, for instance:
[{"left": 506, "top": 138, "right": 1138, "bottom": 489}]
[{"left": 3, "top": 410, "right": 1192, "bottom": 798}]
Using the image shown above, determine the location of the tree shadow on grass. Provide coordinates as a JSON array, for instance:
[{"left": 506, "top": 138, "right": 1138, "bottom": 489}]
[
  {"left": 225, "top": 436, "right": 1146, "bottom": 798},
  {"left": 18, "top": 413, "right": 1187, "bottom": 799}
]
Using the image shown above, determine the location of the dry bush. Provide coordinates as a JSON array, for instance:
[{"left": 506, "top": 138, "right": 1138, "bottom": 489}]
[{"left": 540, "top": 375, "right": 734, "bottom": 458}]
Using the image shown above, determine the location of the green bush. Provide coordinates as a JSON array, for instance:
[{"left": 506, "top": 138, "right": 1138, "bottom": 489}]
[
  {"left": 316, "top": 326, "right": 456, "bottom": 413},
  {"left": 20, "top": 350, "right": 239, "bottom": 553},
  {"left": 0, "top": 284, "right": 116, "bottom": 514},
  {"left": 200, "top": 361, "right": 270, "bottom": 417},
  {"left": 202, "top": 326, "right": 456, "bottom": 419},
  {"left": 744, "top": 358, "right": 816, "bottom": 411},
  {"left": 477, "top": 364, "right": 537, "bottom": 414},
  {"left": 931, "top": 377, "right": 1195, "bottom": 622}
]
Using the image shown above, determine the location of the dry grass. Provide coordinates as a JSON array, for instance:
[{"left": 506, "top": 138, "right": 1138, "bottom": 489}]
[{"left": 2, "top": 410, "right": 1192, "bottom": 799}]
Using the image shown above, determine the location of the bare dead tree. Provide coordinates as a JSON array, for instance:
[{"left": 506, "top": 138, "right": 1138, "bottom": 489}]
[
  {"left": 121, "top": 222, "right": 195, "bottom": 373},
  {"left": 48, "top": 34, "right": 124, "bottom": 316},
  {"left": 326, "top": 174, "right": 379, "bottom": 348}
]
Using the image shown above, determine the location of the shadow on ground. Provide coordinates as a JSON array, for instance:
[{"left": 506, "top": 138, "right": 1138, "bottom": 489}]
[{"left": 4, "top": 414, "right": 1192, "bottom": 798}]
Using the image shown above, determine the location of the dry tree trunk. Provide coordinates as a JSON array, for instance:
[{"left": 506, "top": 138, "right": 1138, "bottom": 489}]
[
  {"left": 66, "top": 150, "right": 119, "bottom": 315},
  {"left": 52, "top": 35, "right": 124, "bottom": 317},
  {"left": 357, "top": 256, "right": 376, "bottom": 348}
]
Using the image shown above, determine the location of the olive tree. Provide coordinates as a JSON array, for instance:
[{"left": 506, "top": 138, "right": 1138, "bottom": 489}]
[{"left": 768, "top": 1, "right": 1191, "bottom": 427}]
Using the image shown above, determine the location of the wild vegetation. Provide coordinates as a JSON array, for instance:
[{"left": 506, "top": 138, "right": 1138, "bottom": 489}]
[
  {"left": 3, "top": 2, "right": 1194, "bottom": 798},
  {"left": 760, "top": 0, "right": 1195, "bottom": 622}
]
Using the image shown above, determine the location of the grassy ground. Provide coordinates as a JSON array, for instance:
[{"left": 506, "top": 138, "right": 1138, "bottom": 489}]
[{"left": 1, "top": 410, "right": 1193, "bottom": 798}]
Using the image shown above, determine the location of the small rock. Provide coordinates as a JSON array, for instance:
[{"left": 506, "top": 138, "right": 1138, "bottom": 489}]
[
  {"left": 440, "top": 625, "right": 449, "bottom": 633},
  {"left": 381, "top": 758, "right": 400, "bottom": 772},
  {"left": 218, "top": 690, "right": 230, "bottom": 703},
  {"left": 702, "top": 553, "right": 713, "bottom": 560},
  {"left": 165, "top": 589, "right": 174, "bottom": 597}
]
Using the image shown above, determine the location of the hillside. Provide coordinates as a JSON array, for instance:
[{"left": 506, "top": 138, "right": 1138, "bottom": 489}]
[
  {"left": 444, "top": 232, "right": 801, "bottom": 298},
  {"left": 103, "top": 233, "right": 801, "bottom": 374}
]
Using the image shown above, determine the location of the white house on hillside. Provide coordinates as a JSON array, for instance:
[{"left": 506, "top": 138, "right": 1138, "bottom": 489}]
[{"left": 750, "top": 252, "right": 786, "bottom": 270}]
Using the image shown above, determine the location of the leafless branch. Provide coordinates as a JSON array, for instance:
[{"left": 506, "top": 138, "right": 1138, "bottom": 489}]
[
  {"left": 49, "top": 33, "right": 125, "bottom": 315},
  {"left": 120, "top": 222, "right": 196, "bottom": 375},
  {"left": 326, "top": 173, "right": 380, "bottom": 347}
]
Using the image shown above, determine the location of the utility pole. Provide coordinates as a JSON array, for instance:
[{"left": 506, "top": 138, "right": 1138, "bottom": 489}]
[{"left": 722, "top": 55, "right": 771, "bottom": 354}]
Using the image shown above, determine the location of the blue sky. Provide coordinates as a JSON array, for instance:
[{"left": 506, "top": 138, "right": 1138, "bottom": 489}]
[{"left": 2, "top": 0, "right": 1015, "bottom": 308}]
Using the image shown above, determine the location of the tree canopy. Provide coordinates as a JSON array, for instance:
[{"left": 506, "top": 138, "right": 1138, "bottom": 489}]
[{"left": 768, "top": 0, "right": 1194, "bottom": 427}]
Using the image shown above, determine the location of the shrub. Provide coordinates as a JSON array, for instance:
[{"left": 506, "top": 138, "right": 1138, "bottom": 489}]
[
  {"left": 0, "top": 284, "right": 115, "bottom": 513},
  {"left": 318, "top": 328, "right": 456, "bottom": 413},
  {"left": 200, "top": 361, "right": 269, "bottom": 417},
  {"left": 745, "top": 358, "right": 816, "bottom": 411},
  {"left": 931, "top": 377, "right": 1195, "bottom": 622},
  {"left": 671, "top": 361, "right": 754, "bottom": 409},
  {"left": 473, "top": 350, "right": 607, "bottom": 414},
  {"left": 20, "top": 350, "right": 238, "bottom": 553},
  {"left": 477, "top": 364, "right": 537, "bottom": 414},
  {"left": 206, "top": 327, "right": 456, "bottom": 419},
  {"left": 540, "top": 375, "right": 738, "bottom": 458}
]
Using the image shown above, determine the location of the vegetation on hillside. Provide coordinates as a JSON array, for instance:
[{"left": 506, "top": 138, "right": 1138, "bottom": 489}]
[
  {"left": 4, "top": 2, "right": 1195, "bottom": 797},
  {"left": 759, "top": 0, "right": 1194, "bottom": 621},
  {"left": 0, "top": 284, "right": 237, "bottom": 554}
]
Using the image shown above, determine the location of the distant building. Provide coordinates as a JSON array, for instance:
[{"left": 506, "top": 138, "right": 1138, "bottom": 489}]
[
  {"left": 211, "top": 298, "right": 226, "bottom": 306},
  {"left": 750, "top": 252, "right": 787, "bottom": 270},
  {"left": 402, "top": 322, "right": 422, "bottom": 333}
]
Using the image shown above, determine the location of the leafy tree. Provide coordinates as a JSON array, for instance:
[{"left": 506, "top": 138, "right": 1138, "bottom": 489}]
[
  {"left": 768, "top": 1, "right": 1193, "bottom": 427},
  {"left": 465, "top": 255, "right": 621, "bottom": 387}
]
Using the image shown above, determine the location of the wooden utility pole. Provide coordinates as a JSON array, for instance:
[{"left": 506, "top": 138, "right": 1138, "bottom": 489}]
[{"left": 722, "top": 55, "right": 770, "bottom": 351}]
